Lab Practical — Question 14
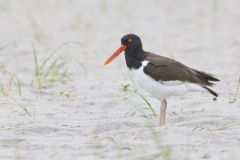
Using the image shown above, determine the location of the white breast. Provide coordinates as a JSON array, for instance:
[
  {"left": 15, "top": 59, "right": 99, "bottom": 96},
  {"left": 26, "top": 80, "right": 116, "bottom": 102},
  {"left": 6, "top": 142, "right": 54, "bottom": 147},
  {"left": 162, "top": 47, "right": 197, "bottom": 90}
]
[{"left": 129, "top": 61, "right": 205, "bottom": 100}]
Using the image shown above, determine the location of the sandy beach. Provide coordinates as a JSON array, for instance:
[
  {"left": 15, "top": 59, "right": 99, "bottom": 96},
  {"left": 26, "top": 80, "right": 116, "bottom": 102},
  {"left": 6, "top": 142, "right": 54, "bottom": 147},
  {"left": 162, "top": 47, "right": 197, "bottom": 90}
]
[{"left": 0, "top": 0, "right": 240, "bottom": 159}]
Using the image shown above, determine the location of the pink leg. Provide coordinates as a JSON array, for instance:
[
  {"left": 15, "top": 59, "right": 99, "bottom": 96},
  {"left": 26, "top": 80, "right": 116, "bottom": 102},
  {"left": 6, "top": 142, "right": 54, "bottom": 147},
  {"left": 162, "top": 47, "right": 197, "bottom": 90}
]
[{"left": 159, "top": 99, "right": 167, "bottom": 126}]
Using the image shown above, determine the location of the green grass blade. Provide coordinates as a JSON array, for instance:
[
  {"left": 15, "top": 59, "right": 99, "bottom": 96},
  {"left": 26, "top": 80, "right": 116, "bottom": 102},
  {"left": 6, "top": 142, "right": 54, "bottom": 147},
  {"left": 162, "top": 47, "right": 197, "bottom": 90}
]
[
  {"left": 32, "top": 43, "right": 39, "bottom": 77},
  {"left": 135, "top": 92, "right": 156, "bottom": 117},
  {"left": 14, "top": 75, "right": 22, "bottom": 96}
]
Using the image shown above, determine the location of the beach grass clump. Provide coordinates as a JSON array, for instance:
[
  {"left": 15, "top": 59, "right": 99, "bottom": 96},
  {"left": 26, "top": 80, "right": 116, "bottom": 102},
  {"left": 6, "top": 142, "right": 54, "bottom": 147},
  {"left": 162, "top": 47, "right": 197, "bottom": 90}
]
[
  {"left": 0, "top": 73, "right": 21, "bottom": 97},
  {"left": 0, "top": 72, "right": 30, "bottom": 117},
  {"left": 31, "top": 44, "right": 71, "bottom": 89}
]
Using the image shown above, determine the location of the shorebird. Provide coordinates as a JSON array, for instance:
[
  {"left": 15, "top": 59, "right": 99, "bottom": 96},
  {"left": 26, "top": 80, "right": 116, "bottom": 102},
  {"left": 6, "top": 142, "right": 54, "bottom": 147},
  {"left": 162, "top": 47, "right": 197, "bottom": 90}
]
[{"left": 104, "top": 34, "right": 219, "bottom": 126}]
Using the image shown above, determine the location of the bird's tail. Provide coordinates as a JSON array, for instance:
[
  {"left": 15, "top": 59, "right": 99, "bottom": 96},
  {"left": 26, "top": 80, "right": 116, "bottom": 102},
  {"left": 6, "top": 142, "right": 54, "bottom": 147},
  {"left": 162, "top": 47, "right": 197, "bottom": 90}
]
[{"left": 194, "top": 70, "right": 220, "bottom": 86}]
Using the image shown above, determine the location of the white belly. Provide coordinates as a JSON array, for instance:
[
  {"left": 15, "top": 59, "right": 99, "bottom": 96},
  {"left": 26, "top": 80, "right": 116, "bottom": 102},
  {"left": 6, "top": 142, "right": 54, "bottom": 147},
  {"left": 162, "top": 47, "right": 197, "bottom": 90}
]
[{"left": 129, "top": 61, "right": 205, "bottom": 100}]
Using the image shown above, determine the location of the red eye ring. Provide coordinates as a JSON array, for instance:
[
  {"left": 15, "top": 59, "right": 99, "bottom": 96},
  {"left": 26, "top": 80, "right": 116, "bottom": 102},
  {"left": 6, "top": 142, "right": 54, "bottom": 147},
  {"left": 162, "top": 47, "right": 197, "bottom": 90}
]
[{"left": 128, "top": 38, "right": 132, "bottom": 43}]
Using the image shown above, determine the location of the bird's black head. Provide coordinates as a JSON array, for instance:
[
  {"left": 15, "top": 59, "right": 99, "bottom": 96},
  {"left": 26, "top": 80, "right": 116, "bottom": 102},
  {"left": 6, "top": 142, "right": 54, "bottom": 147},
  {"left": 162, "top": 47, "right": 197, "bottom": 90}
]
[
  {"left": 121, "top": 34, "right": 143, "bottom": 54},
  {"left": 104, "top": 34, "right": 144, "bottom": 68}
]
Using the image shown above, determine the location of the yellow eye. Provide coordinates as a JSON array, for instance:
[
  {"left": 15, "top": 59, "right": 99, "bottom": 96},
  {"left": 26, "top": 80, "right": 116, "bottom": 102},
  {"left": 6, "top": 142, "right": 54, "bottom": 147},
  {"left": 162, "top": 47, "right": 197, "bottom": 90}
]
[{"left": 128, "top": 38, "right": 132, "bottom": 43}]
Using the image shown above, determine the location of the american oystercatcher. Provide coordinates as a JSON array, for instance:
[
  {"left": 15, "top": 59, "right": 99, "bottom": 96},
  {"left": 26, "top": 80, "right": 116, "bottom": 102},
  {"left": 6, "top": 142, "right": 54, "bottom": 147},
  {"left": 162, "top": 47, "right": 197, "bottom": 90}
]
[{"left": 104, "top": 34, "right": 219, "bottom": 126}]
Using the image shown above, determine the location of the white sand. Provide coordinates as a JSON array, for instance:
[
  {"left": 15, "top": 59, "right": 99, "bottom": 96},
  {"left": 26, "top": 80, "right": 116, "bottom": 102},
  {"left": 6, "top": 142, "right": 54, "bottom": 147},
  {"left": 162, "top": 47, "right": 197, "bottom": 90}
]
[{"left": 0, "top": 0, "right": 240, "bottom": 159}]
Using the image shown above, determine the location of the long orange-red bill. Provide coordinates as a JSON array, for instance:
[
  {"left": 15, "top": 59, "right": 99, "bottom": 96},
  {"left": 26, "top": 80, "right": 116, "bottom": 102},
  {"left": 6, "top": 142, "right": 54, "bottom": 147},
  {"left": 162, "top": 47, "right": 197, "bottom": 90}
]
[{"left": 104, "top": 44, "right": 126, "bottom": 65}]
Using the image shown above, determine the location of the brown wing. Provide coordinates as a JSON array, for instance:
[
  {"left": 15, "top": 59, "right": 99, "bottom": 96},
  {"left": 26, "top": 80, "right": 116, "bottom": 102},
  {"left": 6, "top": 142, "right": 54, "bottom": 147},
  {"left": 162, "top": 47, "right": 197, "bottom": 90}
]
[{"left": 143, "top": 53, "right": 219, "bottom": 86}]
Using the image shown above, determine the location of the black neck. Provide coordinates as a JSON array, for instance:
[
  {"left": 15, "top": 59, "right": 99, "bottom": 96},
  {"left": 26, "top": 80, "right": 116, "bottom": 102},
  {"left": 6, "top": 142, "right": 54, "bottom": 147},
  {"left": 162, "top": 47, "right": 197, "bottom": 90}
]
[{"left": 124, "top": 48, "right": 146, "bottom": 70}]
